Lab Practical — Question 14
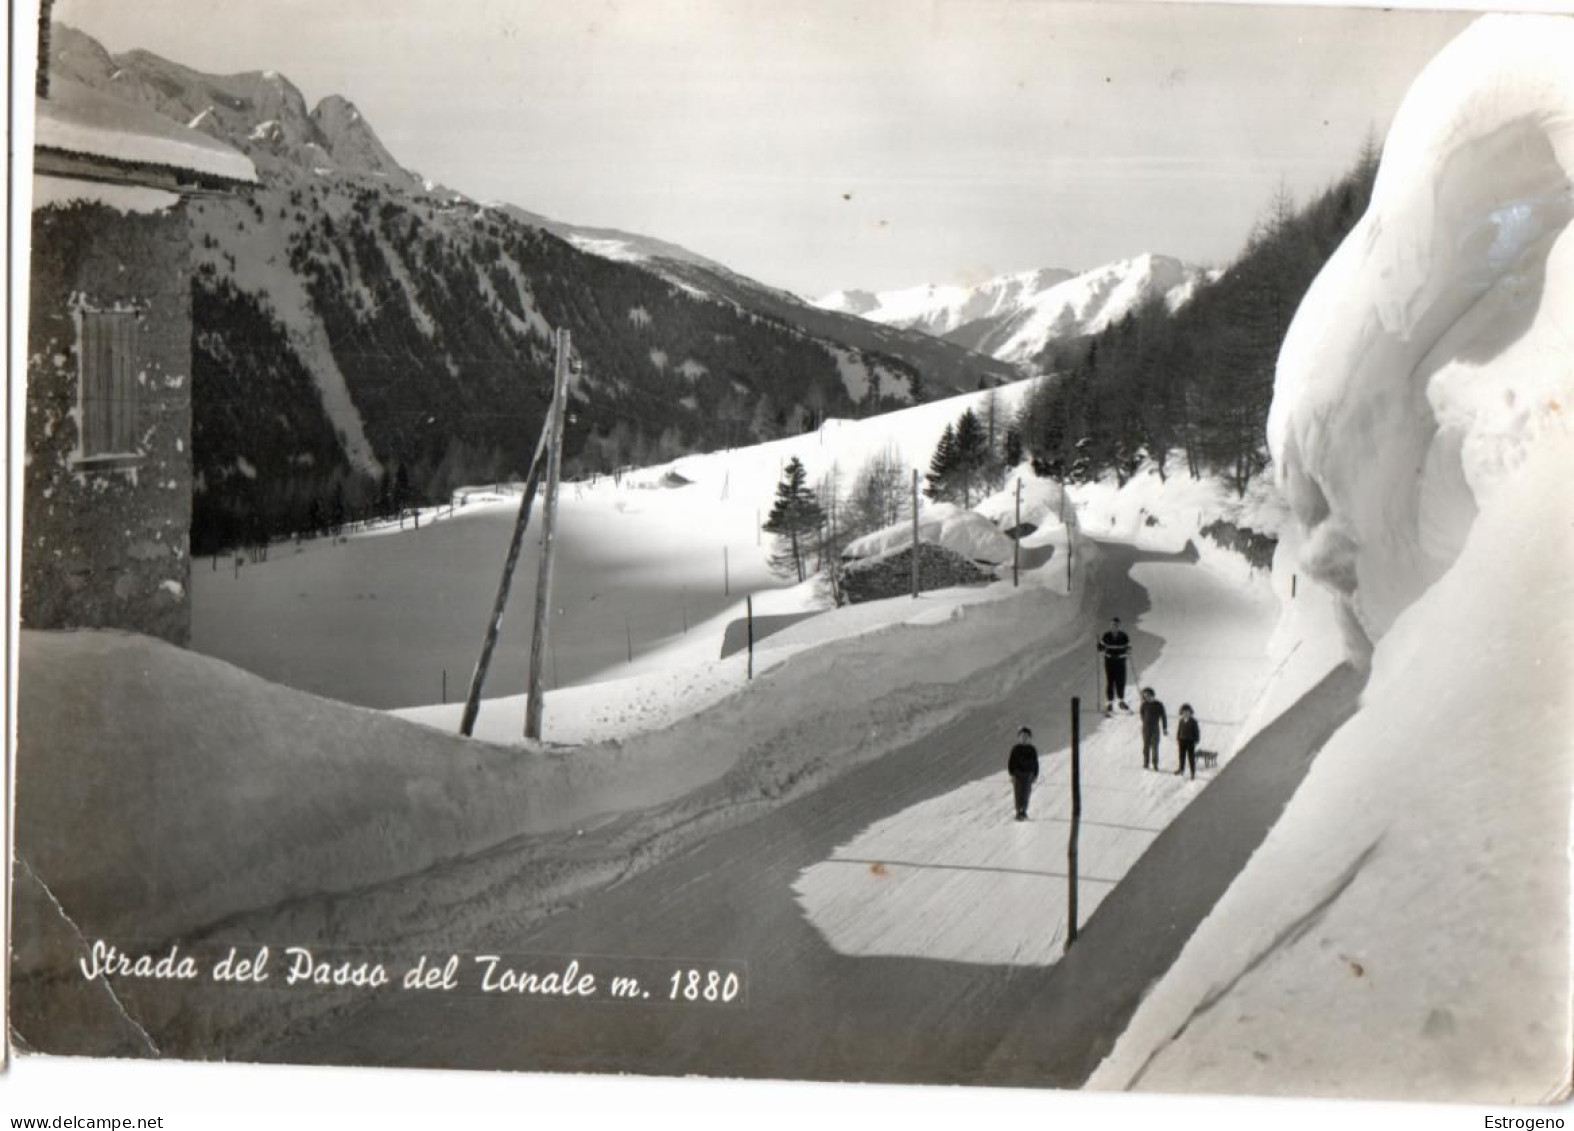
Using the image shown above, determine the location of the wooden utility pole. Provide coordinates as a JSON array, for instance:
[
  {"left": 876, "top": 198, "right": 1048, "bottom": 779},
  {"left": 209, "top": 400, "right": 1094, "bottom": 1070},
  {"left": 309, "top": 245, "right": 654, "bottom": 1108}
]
[
  {"left": 458, "top": 416, "right": 552, "bottom": 737},
  {"left": 524, "top": 328, "right": 572, "bottom": 740},
  {"left": 746, "top": 595, "right": 755, "bottom": 680},
  {"left": 1067, "top": 696, "right": 1082, "bottom": 951},
  {"left": 1062, "top": 477, "right": 1073, "bottom": 592},
  {"left": 911, "top": 468, "right": 920, "bottom": 599},
  {"left": 1013, "top": 477, "right": 1022, "bottom": 587}
]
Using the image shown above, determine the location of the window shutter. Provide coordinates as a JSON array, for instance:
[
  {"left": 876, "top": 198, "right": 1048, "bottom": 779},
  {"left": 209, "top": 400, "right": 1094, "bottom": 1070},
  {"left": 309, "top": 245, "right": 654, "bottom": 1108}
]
[{"left": 79, "top": 311, "right": 139, "bottom": 457}]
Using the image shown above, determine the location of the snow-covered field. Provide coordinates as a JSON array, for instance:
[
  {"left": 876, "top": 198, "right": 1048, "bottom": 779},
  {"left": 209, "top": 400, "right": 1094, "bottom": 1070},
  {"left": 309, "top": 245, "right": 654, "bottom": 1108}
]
[
  {"left": 190, "top": 474, "right": 785, "bottom": 710},
  {"left": 193, "top": 380, "right": 1045, "bottom": 713}
]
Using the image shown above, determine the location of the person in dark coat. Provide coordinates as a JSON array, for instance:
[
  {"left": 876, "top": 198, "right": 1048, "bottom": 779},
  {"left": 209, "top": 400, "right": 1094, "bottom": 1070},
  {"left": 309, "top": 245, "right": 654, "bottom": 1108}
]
[
  {"left": 1175, "top": 703, "right": 1201, "bottom": 779},
  {"left": 1007, "top": 726, "right": 1039, "bottom": 821},
  {"left": 1138, "top": 687, "right": 1167, "bottom": 770},
  {"left": 1097, "top": 617, "right": 1132, "bottom": 712}
]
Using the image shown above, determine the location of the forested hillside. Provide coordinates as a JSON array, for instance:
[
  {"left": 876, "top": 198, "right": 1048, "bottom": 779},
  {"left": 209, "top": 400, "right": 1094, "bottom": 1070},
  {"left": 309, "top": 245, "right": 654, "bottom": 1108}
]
[{"left": 1018, "top": 145, "right": 1381, "bottom": 495}]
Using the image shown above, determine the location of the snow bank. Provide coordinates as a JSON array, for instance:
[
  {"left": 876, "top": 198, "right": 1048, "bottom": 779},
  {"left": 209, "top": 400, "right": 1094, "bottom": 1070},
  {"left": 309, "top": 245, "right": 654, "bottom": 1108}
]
[
  {"left": 1068, "top": 465, "right": 1285, "bottom": 574},
  {"left": 843, "top": 502, "right": 962, "bottom": 560},
  {"left": 12, "top": 630, "right": 700, "bottom": 946},
  {"left": 1230, "top": 522, "right": 1348, "bottom": 752},
  {"left": 974, "top": 471, "right": 1067, "bottom": 532},
  {"left": 1094, "top": 16, "right": 1574, "bottom": 1102},
  {"left": 841, "top": 503, "right": 1014, "bottom": 565},
  {"left": 935, "top": 511, "right": 1015, "bottom": 564},
  {"left": 1268, "top": 13, "right": 1574, "bottom": 649}
]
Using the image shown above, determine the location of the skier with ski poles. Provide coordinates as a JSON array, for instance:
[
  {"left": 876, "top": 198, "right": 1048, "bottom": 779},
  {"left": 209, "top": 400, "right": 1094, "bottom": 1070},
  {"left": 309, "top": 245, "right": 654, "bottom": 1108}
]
[{"left": 1097, "top": 617, "right": 1133, "bottom": 714}]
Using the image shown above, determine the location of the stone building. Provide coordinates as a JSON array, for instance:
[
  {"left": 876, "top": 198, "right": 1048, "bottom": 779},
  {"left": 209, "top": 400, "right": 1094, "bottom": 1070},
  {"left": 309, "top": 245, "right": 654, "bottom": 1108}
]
[{"left": 23, "top": 72, "right": 255, "bottom": 645}]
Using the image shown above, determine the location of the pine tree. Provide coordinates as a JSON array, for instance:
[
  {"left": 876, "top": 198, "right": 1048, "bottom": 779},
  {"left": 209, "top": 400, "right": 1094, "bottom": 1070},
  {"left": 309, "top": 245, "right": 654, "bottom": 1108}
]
[
  {"left": 925, "top": 423, "right": 959, "bottom": 502},
  {"left": 952, "top": 410, "right": 982, "bottom": 505},
  {"left": 393, "top": 463, "right": 412, "bottom": 513},
  {"left": 762, "top": 457, "right": 824, "bottom": 583},
  {"left": 951, "top": 407, "right": 999, "bottom": 506},
  {"left": 330, "top": 481, "right": 347, "bottom": 535},
  {"left": 1003, "top": 428, "right": 1023, "bottom": 470}
]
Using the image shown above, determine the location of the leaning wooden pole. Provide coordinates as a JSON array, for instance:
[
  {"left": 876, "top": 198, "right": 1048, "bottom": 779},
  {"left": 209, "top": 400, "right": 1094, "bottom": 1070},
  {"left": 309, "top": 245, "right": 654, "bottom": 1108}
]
[
  {"left": 458, "top": 418, "right": 552, "bottom": 737},
  {"left": 458, "top": 331, "right": 564, "bottom": 737},
  {"left": 524, "top": 328, "right": 572, "bottom": 740},
  {"left": 911, "top": 468, "right": 920, "bottom": 599}
]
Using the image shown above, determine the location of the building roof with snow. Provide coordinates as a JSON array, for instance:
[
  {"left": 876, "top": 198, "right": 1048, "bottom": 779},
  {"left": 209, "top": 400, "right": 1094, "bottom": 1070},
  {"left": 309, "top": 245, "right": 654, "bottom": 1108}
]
[{"left": 34, "top": 75, "right": 257, "bottom": 192}]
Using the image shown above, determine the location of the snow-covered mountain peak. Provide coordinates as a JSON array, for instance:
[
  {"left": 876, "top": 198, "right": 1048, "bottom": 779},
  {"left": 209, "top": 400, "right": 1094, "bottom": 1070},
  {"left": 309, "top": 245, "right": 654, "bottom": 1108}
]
[
  {"left": 817, "top": 255, "right": 1207, "bottom": 367},
  {"left": 814, "top": 267, "right": 1077, "bottom": 337}
]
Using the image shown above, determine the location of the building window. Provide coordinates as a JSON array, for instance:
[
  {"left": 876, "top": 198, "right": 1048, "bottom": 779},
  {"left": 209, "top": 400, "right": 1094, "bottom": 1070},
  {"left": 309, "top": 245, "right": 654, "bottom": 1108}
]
[{"left": 77, "top": 309, "right": 140, "bottom": 460}]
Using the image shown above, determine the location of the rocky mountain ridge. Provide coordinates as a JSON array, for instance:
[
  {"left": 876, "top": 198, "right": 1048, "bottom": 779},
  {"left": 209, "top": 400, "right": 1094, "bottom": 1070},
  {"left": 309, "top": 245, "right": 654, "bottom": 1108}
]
[{"left": 818, "top": 255, "right": 1211, "bottom": 367}]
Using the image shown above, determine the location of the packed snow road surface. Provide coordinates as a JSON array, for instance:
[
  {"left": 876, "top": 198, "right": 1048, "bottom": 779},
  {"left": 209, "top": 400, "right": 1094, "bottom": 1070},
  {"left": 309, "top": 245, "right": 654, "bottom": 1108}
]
[{"left": 793, "top": 541, "right": 1280, "bottom": 966}]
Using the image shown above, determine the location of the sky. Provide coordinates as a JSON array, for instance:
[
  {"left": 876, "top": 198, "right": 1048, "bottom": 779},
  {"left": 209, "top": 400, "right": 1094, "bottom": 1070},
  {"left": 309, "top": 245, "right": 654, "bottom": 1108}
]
[{"left": 49, "top": 0, "right": 1475, "bottom": 296}]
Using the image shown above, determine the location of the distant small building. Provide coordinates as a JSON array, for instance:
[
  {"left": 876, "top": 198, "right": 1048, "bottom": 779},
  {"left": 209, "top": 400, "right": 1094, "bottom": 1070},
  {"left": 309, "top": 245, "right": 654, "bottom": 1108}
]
[{"left": 23, "top": 68, "right": 256, "bottom": 645}]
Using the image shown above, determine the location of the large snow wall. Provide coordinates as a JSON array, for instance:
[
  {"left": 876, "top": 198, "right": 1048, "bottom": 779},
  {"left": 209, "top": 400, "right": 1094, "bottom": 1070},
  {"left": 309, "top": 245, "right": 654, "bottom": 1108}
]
[
  {"left": 1091, "top": 14, "right": 1573, "bottom": 1103},
  {"left": 1268, "top": 14, "right": 1574, "bottom": 651}
]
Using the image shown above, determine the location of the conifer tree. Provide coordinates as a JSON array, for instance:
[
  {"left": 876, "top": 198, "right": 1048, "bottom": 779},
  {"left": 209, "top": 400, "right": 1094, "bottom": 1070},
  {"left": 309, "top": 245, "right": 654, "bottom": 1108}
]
[
  {"left": 762, "top": 456, "right": 824, "bottom": 583},
  {"left": 1004, "top": 428, "right": 1023, "bottom": 470},
  {"left": 928, "top": 409, "right": 1002, "bottom": 506},
  {"left": 951, "top": 407, "right": 996, "bottom": 506},
  {"left": 924, "top": 423, "right": 959, "bottom": 502}
]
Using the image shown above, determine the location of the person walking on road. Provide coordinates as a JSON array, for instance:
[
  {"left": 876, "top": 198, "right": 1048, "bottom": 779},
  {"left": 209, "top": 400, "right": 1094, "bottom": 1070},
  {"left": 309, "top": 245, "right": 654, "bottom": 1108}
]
[
  {"left": 1098, "top": 617, "right": 1133, "bottom": 713},
  {"left": 1176, "top": 704, "right": 1201, "bottom": 779},
  {"left": 1008, "top": 726, "right": 1039, "bottom": 821},
  {"left": 1139, "top": 687, "right": 1168, "bottom": 770}
]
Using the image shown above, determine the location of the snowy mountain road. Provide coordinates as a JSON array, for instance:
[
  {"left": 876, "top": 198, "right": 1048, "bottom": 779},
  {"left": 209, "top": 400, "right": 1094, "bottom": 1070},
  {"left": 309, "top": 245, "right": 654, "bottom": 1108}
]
[{"left": 264, "top": 541, "right": 1360, "bottom": 1087}]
